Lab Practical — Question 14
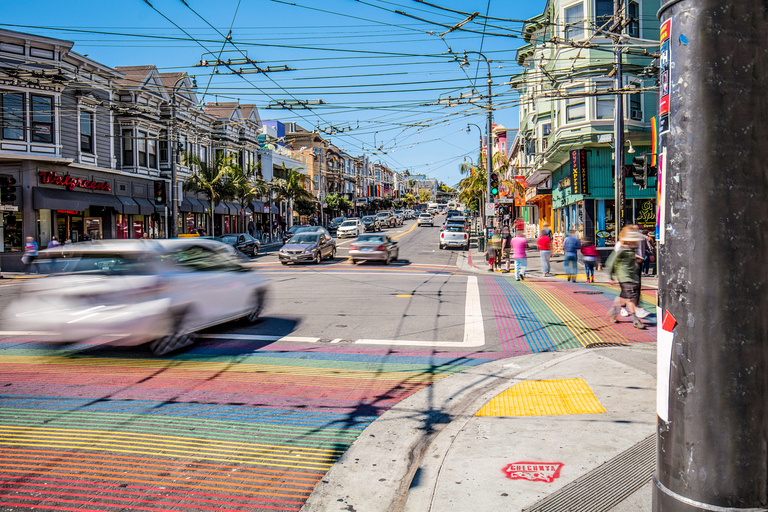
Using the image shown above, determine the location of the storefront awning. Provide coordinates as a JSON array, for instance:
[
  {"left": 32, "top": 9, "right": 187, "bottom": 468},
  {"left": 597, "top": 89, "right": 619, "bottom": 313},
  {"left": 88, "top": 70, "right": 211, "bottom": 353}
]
[
  {"left": 133, "top": 197, "right": 156, "bottom": 216},
  {"left": 226, "top": 202, "right": 240, "bottom": 215},
  {"left": 252, "top": 201, "right": 265, "bottom": 214},
  {"left": 182, "top": 197, "right": 205, "bottom": 213},
  {"left": 33, "top": 187, "right": 122, "bottom": 212},
  {"left": 116, "top": 196, "right": 139, "bottom": 215},
  {"left": 213, "top": 202, "right": 228, "bottom": 214},
  {"left": 269, "top": 205, "right": 279, "bottom": 215}
]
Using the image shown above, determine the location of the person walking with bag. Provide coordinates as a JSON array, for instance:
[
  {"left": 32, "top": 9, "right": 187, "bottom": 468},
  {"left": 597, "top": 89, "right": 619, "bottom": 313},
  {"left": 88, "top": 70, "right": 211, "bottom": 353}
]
[
  {"left": 581, "top": 238, "right": 599, "bottom": 283},
  {"left": 511, "top": 229, "right": 528, "bottom": 281},
  {"left": 563, "top": 229, "right": 581, "bottom": 282},
  {"left": 537, "top": 229, "right": 552, "bottom": 276},
  {"left": 605, "top": 228, "right": 647, "bottom": 329}
]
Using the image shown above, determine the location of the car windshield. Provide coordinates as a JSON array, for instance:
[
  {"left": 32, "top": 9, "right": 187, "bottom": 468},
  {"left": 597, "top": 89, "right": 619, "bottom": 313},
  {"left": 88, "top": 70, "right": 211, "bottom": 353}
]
[
  {"left": 445, "top": 225, "right": 465, "bottom": 232},
  {"left": 419, "top": 214, "right": 431, "bottom": 218},
  {"left": 296, "top": 226, "right": 322, "bottom": 233},
  {"left": 221, "top": 236, "right": 239, "bottom": 243},
  {"left": 332, "top": 217, "right": 345, "bottom": 223},
  {"left": 340, "top": 220, "right": 357, "bottom": 226},
  {"left": 290, "top": 234, "right": 321, "bottom": 244},
  {"left": 39, "top": 252, "right": 156, "bottom": 275},
  {"left": 363, "top": 216, "right": 376, "bottom": 221},
  {"left": 288, "top": 225, "right": 305, "bottom": 234},
  {"left": 357, "top": 235, "right": 385, "bottom": 243}
]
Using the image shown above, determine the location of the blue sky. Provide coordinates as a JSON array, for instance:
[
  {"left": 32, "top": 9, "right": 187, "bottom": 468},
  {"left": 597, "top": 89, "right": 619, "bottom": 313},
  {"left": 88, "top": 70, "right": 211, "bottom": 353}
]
[{"left": 2, "top": 0, "right": 546, "bottom": 186}]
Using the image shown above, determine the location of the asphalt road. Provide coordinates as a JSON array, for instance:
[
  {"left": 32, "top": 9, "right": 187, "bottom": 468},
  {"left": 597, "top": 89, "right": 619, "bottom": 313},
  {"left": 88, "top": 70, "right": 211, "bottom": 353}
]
[{"left": 0, "top": 216, "right": 657, "bottom": 511}]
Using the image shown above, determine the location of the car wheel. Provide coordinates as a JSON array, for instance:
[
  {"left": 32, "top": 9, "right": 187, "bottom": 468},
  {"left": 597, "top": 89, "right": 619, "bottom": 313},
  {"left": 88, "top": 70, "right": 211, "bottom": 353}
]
[
  {"left": 245, "top": 289, "right": 267, "bottom": 323},
  {"left": 150, "top": 308, "right": 196, "bottom": 356},
  {"left": 314, "top": 252, "right": 322, "bottom": 264},
  {"left": 281, "top": 261, "right": 288, "bottom": 265}
]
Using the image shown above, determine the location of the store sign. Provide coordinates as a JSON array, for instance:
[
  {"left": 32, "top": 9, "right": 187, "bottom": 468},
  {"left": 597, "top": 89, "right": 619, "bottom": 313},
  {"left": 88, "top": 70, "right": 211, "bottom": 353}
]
[
  {"left": 40, "top": 171, "right": 111, "bottom": 192},
  {"left": 570, "top": 150, "right": 587, "bottom": 195},
  {"left": 525, "top": 187, "right": 553, "bottom": 202},
  {"left": 56, "top": 210, "right": 82, "bottom": 215}
]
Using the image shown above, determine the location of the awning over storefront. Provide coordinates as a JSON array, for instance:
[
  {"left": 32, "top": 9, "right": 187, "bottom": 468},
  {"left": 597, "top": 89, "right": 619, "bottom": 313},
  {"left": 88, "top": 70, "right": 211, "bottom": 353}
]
[
  {"left": 525, "top": 187, "right": 553, "bottom": 203},
  {"left": 33, "top": 187, "right": 123, "bottom": 212},
  {"left": 133, "top": 197, "right": 156, "bottom": 216},
  {"left": 252, "top": 201, "right": 265, "bottom": 213},
  {"left": 116, "top": 196, "right": 139, "bottom": 215},
  {"left": 184, "top": 197, "right": 205, "bottom": 213},
  {"left": 225, "top": 202, "right": 240, "bottom": 215},
  {"left": 269, "top": 205, "right": 279, "bottom": 214},
  {"left": 214, "top": 202, "right": 229, "bottom": 214}
]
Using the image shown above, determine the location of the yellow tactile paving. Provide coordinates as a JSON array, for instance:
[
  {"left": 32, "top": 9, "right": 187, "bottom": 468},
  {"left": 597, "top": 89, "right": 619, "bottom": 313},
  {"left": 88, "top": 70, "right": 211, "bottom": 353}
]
[{"left": 474, "top": 378, "right": 606, "bottom": 417}]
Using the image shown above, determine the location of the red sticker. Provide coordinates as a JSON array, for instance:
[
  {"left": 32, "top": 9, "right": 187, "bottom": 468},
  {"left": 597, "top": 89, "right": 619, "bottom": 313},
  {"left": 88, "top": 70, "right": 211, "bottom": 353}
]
[
  {"left": 661, "top": 311, "right": 677, "bottom": 332},
  {"left": 504, "top": 462, "right": 564, "bottom": 483}
]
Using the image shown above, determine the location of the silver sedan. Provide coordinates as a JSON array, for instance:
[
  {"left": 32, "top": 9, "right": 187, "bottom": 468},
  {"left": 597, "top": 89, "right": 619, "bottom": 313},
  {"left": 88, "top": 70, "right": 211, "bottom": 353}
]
[{"left": 348, "top": 234, "right": 399, "bottom": 264}]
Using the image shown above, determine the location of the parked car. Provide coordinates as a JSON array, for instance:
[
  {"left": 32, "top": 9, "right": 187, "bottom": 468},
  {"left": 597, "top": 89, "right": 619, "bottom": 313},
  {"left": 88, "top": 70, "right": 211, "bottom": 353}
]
[
  {"left": 337, "top": 219, "right": 364, "bottom": 238},
  {"left": 439, "top": 225, "right": 469, "bottom": 250},
  {"left": 375, "top": 212, "right": 395, "bottom": 228},
  {"left": 393, "top": 211, "right": 405, "bottom": 225},
  {"left": 380, "top": 211, "right": 402, "bottom": 226},
  {"left": 348, "top": 234, "right": 400, "bottom": 264},
  {"left": 327, "top": 216, "right": 347, "bottom": 234},
  {"left": 283, "top": 224, "right": 310, "bottom": 244},
  {"left": 361, "top": 215, "right": 382, "bottom": 232},
  {"left": 4, "top": 239, "right": 270, "bottom": 356},
  {"left": 278, "top": 232, "right": 336, "bottom": 265},
  {"left": 220, "top": 233, "right": 260, "bottom": 257},
  {"left": 417, "top": 213, "right": 434, "bottom": 226}
]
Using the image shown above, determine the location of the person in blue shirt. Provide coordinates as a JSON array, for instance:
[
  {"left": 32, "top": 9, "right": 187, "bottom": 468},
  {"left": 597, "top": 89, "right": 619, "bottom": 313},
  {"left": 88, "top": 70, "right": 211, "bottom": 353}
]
[{"left": 562, "top": 229, "right": 581, "bottom": 282}]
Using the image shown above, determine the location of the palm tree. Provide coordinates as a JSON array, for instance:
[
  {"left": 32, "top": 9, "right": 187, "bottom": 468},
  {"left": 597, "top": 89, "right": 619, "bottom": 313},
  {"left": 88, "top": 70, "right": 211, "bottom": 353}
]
[
  {"left": 271, "top": 164, "right": 313, "bottom": 228},
  {"left": 230, "top": 160, "right": 268, "bottom": 232},
  {"left": 182, "top": 153, "right": 236, "bottom": 235}
]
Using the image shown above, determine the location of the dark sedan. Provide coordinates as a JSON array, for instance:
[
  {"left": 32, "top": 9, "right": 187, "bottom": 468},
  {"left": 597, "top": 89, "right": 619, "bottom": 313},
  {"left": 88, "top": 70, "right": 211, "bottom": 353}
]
[
  {"left": 278, "top": 232, "right": 337, "bottom": 265},
  {"left": 327, "top": 216, "right": 347, "bottom": 234},
  {"left": 361, "top": 215, "right": 382, "bottom": 232},
  {"left": 348, "top": 234, "right": 399, "bottom": 264},
  {"left": 220, "top": 233, "right": 260, "bottom": 257},
  {"left": 283, "top": 224, "right": 310, "bottom": 244}
]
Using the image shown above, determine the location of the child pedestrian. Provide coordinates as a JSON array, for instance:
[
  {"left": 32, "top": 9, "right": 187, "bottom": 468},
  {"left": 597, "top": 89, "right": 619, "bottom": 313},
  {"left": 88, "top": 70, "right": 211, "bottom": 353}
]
[{"left": 581, "top": 238, "right": 599, "bottom": 283}]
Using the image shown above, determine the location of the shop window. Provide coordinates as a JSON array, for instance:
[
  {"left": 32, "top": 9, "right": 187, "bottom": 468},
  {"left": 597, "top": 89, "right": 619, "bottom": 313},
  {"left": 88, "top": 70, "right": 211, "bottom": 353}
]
[
  {"left": 122, "top": 129, "right": 133, "bottom": 166},
  {"left": 31, "top": 95, "right": 54, "bottom": 144},
  {"left": 80, "top": 110, "right": 94, "bottom": 153},
  {"left": 116, "top": 214, "right": 129, "bottom": 239},
  {"left": 564, "top": 2, "right": 585, "bottom": 41},
  {"left": 1, "top": 92, "right": 24, "bottom": 141},
  {"left": 148, "top": 136, "right": 157, "bottom": 168},
  {"left": 3, "top": 212, "right": 22, "bottom": 252},
  {"left": 629, "top": 92, "right": 642, "bottom": 120},
  {"left": 138, "top": 131, "right": 147, "bottom": 167}
]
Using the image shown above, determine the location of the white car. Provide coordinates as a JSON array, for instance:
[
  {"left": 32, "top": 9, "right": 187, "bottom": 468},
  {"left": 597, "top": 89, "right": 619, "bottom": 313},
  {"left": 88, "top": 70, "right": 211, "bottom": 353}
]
[
  {"left": 418, "top": 214, "right": 433, "bottom": 226},
  {"left": 4, "top": 239, "right": 269, "bottom": 355},
  {"left": 337, "top": 219, "right": 364, "bottom": 238}
]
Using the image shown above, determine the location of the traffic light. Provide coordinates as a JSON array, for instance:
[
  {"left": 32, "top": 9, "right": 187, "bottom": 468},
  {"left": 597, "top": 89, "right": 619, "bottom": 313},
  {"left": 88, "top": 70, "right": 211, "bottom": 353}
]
[
  {"left": 627, "top": 152, "right": 658, "bottom": 190},
  {"left": 0, "top": 175, "right": 17, "bottom": 203},
  {"left": 153, "top": 180, "right": 166, "bottom": 205},
  {"left": 490, "top": 172, "right": 499, "bottom": 198}
]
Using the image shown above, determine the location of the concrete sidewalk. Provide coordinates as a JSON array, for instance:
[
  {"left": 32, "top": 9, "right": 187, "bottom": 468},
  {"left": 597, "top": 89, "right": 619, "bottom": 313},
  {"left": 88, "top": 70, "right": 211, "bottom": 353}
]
[{"left": 303, "top": 345, "right": 656, "bottom": 512}]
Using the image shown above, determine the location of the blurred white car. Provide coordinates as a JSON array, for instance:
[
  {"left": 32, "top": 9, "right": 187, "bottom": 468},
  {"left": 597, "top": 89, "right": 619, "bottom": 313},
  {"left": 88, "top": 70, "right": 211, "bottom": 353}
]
[
  {"left": 337, "top": 219, "right": 363, "bottom": 238},
  {"left": 417, "top": 213, "right": 434, "bottom": 226},
  {"left": 5, "top": 239, "right": 269, "bottom": 355}
]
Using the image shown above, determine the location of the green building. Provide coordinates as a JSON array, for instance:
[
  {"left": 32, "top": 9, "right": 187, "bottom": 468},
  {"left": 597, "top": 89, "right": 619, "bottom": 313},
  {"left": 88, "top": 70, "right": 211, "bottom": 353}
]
[{"left": 512, "top": 0, "right": 659, "bottom": 249}]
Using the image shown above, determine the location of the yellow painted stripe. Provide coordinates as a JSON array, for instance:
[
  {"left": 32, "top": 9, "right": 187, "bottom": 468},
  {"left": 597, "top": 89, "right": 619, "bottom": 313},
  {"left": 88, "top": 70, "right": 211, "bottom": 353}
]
[
  {"left": 0, "top": 425, "right": 341, "bottom": 455},
  {"left": 393, "top": 221, "right": 418, "bottom": 240},
  {"left": 523, "top": 282, "right": 603, "bottom": 346},
  {"left": 0, "top": 440, "right": 333, "bottom": 469},
  {"left": 475, "top": 378, "right": 606, "bottom": 417}
]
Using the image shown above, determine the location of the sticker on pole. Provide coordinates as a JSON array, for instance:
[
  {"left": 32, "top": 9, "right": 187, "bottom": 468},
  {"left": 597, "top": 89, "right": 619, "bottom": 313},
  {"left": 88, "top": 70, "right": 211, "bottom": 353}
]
[
  {"left": 659, "top": 19, "right": 672, "bottom": 134},
  {"left": 503, "top": 462, "right": 564, "bottom": 483}
]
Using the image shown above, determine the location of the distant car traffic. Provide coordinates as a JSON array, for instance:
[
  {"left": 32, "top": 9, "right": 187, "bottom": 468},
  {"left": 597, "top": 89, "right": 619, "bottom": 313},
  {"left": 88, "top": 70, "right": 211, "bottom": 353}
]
[
  {"left": 5, "top": 239, "right": 270, "bottom": 355},
  {"left": 418, "top": 213, "right": 434, "bottom": 226},
  {"left": 283, "top": 224, "right": 309, "bottom": 244},
  {"left": 337, "top": 219, "right": 364, "bottom": 238},
  {"left": 375, "top": 212, "right": 395, "bottom": 228},
  {"left": 278, "top": 232, "right": 336, "bottom": 265},
  {"left": 348, "top": 234, "right": 400, "bottom": 264},
  {"left": 361, "top": 215, "right": 382, "bottom": 232},
  {"left": 220, "top": 233, "right": 260, "bottom": 257},
  {"left": 327, "top": 217, "right": 347, "bottom": 234}
]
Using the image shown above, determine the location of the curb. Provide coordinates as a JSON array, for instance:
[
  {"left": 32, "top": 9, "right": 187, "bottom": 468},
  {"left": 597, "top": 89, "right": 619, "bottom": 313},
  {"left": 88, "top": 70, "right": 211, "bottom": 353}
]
[{"left": 301, "top": 349, "right": 583, "bottom": 512}]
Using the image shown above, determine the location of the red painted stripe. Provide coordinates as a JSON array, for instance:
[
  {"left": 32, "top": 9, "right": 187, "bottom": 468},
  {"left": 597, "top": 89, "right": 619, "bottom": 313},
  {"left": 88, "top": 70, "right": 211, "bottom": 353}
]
[
  {"left": 0, "top": 502, "right": 112, "bottom": 512},
  {"left": 0, "top": 495, "right": 299, "bottom": 511}
]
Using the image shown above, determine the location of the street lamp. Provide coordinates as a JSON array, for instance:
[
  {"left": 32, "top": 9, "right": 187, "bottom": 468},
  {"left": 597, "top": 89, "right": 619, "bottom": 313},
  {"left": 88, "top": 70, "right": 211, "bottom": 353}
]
[{"left": 169, "top": 74, "right": 196, "bottom": 238}]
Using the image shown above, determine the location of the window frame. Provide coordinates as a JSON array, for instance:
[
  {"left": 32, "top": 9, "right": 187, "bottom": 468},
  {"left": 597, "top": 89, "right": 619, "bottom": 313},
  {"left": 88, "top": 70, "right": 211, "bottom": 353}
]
[
  {"left": 137, "top": 130, "right": 148, "bottom": 167},
  {"left": 1, "top": 92, "right": 25, "bottom": 141},
  {"left": 79, "top": 110, "right": 94, "bottom": 154},
  {"left": 627, "top": 0, "right": 640, "bottom": 38},
  {"left": 30, "top": 94, "right": 54, "bottom": 144},
  {"left": 594, "top": 0, "right": 613, "bottom": 27},
  {"left": 148, "top": 133, "right": 157, "bottom": 168},
  {"left": 628, "top": 92, "right": 643, "bottom": 121},
  {"left": 563, "top": 1, "right": 586, "bottom": 42},
  {"left": 159, "top": 130, "right": 168, "bottom": 164},
  {"left": 122, "top": 128, "right": 134, "bottom": 167},
  {"left": 565, "top": 87, "right": 587, "bottom": 123}
]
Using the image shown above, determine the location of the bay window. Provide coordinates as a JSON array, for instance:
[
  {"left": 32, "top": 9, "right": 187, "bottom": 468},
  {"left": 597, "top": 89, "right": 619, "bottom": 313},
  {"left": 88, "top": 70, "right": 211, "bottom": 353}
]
[
  {"left": 1, "top": 92, "right": 24, "bottom": 141},
  {"left": 564, "top": 2, "right": 585, "bottom": 41},
  {"left": 80, "top": 110, "right": 94, "bottom": 153},
  {"left": 31, "top": 95, "right": 54, "bottom": 143},
  {"left": 137, "top": 130, "right": 147, "bottom": 167}
]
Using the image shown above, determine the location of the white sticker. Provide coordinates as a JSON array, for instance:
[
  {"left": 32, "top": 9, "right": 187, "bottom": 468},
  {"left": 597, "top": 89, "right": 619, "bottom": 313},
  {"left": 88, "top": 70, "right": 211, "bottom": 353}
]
[{"left": 657, "top": 306, "right": 674, "bottom": 422}]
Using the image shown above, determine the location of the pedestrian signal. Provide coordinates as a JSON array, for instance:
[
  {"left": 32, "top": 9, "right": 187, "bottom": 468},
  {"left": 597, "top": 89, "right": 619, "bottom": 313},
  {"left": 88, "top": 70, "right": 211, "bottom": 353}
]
[{"left": 0, "top": 175, "right": 17, "bottom": 203}]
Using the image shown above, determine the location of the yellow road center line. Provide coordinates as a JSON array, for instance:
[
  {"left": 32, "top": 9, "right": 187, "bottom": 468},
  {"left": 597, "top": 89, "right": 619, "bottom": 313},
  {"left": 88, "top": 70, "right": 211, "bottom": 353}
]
[{"left": 393, "top": 221, "right": 418, "bottom": 240}]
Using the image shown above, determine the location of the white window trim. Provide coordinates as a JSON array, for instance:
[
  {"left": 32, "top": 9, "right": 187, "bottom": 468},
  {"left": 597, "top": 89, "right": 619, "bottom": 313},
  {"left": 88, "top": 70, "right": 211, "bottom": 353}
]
[
  {"left": 562, "top": 0, "right": 586, "bottom": 42},
  {"left": 76, "top": 103, "right": 98, "bottom": 163},
  {"left": 563, "top": 85, "right": 587, "bottom": 125}
]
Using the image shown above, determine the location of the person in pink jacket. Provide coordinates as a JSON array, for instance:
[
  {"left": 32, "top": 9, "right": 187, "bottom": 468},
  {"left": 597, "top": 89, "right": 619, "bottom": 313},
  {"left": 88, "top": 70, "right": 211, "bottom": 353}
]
[{"left": 511, "top": 230, "right": 528, "bottom": 281}]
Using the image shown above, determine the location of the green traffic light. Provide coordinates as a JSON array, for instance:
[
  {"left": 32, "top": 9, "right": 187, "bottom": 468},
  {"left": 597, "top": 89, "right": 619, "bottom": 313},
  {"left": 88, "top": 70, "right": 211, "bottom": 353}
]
[{"left": 491, "top": 187, "right": 499, "bottom": 195}]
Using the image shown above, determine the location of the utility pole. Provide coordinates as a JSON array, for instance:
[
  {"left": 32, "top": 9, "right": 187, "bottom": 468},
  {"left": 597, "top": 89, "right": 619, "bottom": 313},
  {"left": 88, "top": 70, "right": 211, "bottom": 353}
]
[
  {"left": 654, "top": 1, "right": 768, "bottom": 511},
  {"left": 612, "top": 0, "right": 625, "bottom": 234}
]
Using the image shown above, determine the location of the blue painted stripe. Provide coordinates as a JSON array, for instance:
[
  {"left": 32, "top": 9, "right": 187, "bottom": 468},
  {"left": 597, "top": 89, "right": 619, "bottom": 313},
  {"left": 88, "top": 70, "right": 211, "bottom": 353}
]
[{"left": 496, "top": 277, "right": 555, "bottom": 353}]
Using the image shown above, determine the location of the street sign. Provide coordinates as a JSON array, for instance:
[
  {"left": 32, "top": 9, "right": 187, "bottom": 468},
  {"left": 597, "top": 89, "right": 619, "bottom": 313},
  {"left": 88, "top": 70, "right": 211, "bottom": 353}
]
[
  {"left": 484, "top": 202, "right": 496, "bottom": 216},
  {"left": 0, "top": 204, "right": 18, "bottom": 211}
]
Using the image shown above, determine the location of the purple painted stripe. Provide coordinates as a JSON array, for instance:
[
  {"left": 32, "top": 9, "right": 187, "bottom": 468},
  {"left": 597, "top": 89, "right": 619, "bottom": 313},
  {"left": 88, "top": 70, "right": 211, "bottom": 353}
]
[{"left": 484, "top": 276, "right": 530, "bottom": 357}]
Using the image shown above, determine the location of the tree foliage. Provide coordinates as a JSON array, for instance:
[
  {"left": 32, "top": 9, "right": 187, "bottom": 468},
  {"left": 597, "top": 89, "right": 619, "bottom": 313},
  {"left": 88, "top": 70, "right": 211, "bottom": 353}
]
[{"left": 294, "top": 198, "right": 317, "bottom": 216}]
